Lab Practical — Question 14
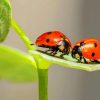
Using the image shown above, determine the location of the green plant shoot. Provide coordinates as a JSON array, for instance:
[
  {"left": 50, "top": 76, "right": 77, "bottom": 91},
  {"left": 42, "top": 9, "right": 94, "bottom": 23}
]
[{"left": 0, "top": 0, "right": 100, "bottom": 100}]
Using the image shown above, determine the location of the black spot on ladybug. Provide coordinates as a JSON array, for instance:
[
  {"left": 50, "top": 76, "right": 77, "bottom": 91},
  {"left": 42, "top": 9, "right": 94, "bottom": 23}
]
[
  {"left": 91, "top": 52, "right": 95, "bottom": 57},
  {"left": 47, "top": 32, "right": 52, "bottom": 34},
  {"left": 80, "top": 41, "right": 85, "bottom": 46},
  {"left": 94, "top": 43, "right": 97, "bottom": 47},
  {"left": 60, "top": 35, "right": 63, "bottom": 38},
  {"left": 60, "top": 35, "right": 66, "bottom": 39},
  {"left": 46, "top": 39, "right": 50, "bottom": 43}
]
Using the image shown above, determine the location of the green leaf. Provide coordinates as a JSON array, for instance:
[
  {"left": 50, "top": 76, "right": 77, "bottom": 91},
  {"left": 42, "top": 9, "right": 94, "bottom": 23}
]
[
  {"left": 0, "top": 0, "right": 11, "bottom": 42},
  {"left": 0, "top": 45, "right": 37, "bottom": 82},
  {"left": 30, "top": 50, "right": 100, "bottom": 71}
]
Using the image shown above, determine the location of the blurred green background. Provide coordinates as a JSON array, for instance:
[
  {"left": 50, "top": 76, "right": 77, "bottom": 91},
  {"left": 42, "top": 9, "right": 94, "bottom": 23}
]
[{"left": 1, "top": 0, "right": 100, "bottom": 100}]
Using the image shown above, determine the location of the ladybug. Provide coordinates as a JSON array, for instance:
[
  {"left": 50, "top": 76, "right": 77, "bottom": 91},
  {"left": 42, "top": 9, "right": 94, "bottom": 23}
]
[
  {"left": 72, "top": 38, "right": 100, "bottom": 63},
  {"left": 32, "top": 31, "right": 72, "bottom": 57}
]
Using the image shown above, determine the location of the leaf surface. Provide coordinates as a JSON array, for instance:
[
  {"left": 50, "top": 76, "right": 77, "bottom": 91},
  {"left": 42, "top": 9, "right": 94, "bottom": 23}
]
[
  {"left": 30, "top": 50, "right": 100, "bottom": 71},
  {"left": 0, "top": 45, "right": 37, "bottom": 82}
]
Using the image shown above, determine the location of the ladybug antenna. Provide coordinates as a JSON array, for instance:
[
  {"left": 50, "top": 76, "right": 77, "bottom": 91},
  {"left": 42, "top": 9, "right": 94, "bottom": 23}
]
[{"left": 30, "top": 43, "right": 34, "bottom": 45}]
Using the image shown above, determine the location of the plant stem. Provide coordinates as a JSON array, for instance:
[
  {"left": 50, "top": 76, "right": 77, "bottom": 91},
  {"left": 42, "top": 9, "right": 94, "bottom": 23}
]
[
  {"left": 11, "top": 18, "right": 36, "bottom": 50},
  {"left": 38, "top": 68, "right": 48, "bottom": 100}
]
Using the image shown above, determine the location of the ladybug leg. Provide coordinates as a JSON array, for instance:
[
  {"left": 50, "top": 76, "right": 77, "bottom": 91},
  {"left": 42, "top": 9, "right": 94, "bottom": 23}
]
[
  {"left": 45, "top": 48, "right": 52, "bottom": 53},
  {"left": 77, "top": 52, "right": 88, "bottom": 63},
  {"left": 50, "top": 49, "right": 58, "bottom": 56},
  {"left": 60, "top": 48, "right": 70, "bottom": 58},
  {"left": 92, "top": 60, "right": 100, "bottom": 63},
  {"left": 51, "top": 51, "right": 57, "bottom": 55},
  {"left": 77, "top": 55, "right": 87, "bottom": 63},
  {"left": 77, "top": 56, "right": 88, "bottom": 63},
  {"left": 60, "top": 51, "right": 68, "bottom": 58},
  {"left": 79, "top": 56, "right": 82, "bottom": 61},
  {"left": 82, "top": 57, "right": 88, "bottom": 63},
  {"left": 77, "top": 55, "right": 86, "bottom": 63},
  {"left": 45, "top": 47, "right": 55, "bottom": 54},
  {"left": 76, "top": 55, "right": 82, "bottom": 63},
  {"left": 94, "top": 60, "right": 100, "bottom": 63},
  {"left": 49, "top": 47, "right": 58, "bottom": 56},
  {"left": 60, "top": 53, "right": 65, "bottom": 58}
]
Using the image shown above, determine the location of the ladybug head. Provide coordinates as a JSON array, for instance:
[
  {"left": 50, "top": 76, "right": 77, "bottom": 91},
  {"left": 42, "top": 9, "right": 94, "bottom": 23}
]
[{"left": 72, "top": 45, "right": 82, "bottom": 60}]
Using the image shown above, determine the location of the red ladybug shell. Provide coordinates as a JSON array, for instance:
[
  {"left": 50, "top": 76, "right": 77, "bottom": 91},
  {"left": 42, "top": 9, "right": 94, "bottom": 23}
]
[
  {"left": 35, "top": 31, "right": 72, "bottom": 47},
  {"left": 75, "top": 38, "right": 100, "bottom": 60},
  {"left": 82, "top": 41, "right": 100, "bottom": 60},
  {"left": 75, "top": 38, "right": 98, "bottom": 46}
]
